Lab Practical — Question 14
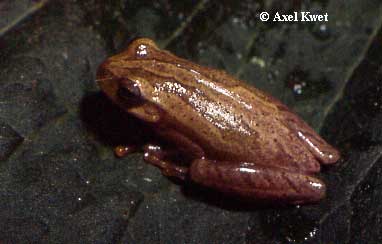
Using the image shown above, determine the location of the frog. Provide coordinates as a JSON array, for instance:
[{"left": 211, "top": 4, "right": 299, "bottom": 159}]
[{"left": 96, "top": 38, "right": 340, "bottom": 204}]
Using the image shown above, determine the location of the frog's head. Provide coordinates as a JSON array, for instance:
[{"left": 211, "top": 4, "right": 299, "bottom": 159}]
[{"left": 96, "top": 38, "right": 169, "bottom": 123}]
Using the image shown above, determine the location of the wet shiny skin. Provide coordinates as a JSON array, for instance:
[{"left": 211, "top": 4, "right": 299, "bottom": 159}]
[{"left": 97, "top": 38, "right": 340, "bottom": 204}]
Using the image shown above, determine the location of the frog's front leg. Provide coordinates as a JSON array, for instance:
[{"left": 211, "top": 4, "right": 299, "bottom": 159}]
[
  {"left": 143, "top": 144, "right": 188, "bottom": 181},
  {"left": 189, "top": 159, "right": 326, "bottom": 204},
  {"left": 114, "top": 145, "right": 137, "bottom": 157}
]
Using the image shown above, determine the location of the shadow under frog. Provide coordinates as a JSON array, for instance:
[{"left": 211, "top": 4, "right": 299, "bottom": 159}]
[{"left": 80, "top": 91, "right": 152, "bottom": 149}]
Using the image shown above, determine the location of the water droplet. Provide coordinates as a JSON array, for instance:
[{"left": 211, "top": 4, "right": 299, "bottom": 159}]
[
  {"left": 285, "top": 68, "right": 331, "bottom": 100},
  {"left": 310, "top": 23, "right": 331, "bottom": 40}
]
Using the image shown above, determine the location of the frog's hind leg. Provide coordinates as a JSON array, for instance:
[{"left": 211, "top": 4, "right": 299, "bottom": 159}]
[
  {"left": 189, "top": 159, "right": 326, "bottom": 204},
  {"left": 143, "top": 144, "right": 188, "bottom": 181}
]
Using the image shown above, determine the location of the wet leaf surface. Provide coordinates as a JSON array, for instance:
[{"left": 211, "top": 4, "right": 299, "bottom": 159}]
[{"left": 0, "top": 0, "right": 382, "bottom": 243}]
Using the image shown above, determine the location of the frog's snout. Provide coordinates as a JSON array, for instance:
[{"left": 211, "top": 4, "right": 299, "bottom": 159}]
[
  {"left": 96, "top": 60, "right": 119, "bottom": 101},
  {"left": 96, "top": 60, "right": 111, "bottom": 81}
]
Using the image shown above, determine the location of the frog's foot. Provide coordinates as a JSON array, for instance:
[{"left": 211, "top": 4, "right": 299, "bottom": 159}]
[
  {"left": 114, "top": 145, "right": 137, "bottom": 158},
  {"left": 143, "top": 144, "right": 188, "bottom": 181},
  {"left": 281, "top": 109, "right": 341, "bottom": 164},
  {"left": 189, "top": 159, "right": 326, "bottom": 204}
]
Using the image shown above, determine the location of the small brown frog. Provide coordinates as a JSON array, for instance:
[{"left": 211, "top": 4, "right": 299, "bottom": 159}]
[{"left": 97, "top": 38, "right": 340, "bottom": 204}]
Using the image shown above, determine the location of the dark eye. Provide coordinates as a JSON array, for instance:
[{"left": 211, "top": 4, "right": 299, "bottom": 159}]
[{"left": 117, "top": 83, "right": 141, "bottom": 100}]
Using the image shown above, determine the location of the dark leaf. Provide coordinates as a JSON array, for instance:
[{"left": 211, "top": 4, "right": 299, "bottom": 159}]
[{"left": 0, "top": 0, "right": 381, "bottom": 243}]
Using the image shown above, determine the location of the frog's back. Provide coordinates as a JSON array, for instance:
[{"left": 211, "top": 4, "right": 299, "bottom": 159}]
[{"left": 120, "top": 39, "right": 339, "bottom": 173}]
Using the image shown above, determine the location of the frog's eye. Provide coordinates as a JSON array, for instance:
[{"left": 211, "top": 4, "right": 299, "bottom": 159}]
[{"left": 117, "top": 82, "right": 141, "bottom": 100}]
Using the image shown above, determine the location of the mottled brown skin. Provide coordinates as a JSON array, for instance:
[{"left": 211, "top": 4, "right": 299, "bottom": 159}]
[{"left": 97, "top": 38, "right": 340, "bottom": 204}]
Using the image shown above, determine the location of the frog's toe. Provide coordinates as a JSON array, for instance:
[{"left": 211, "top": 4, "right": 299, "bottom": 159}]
[{"left": 282, "top": 112, "right": 340, "bottom": 164}]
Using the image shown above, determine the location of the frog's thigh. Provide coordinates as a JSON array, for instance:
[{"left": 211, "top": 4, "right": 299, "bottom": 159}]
[
  {"left": 143, "top": 144, "right": 188, "bottom": 180},
  {"left": 155, "top": 128, "right": 204, "bottom": 159},
  {"left": 189, "top": 159, "right": 326, "bottom": 204}
]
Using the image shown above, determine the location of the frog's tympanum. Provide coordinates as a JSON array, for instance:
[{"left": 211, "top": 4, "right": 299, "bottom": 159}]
[{"left": 97, "top": 38, "right": 340, "bottom": 204}]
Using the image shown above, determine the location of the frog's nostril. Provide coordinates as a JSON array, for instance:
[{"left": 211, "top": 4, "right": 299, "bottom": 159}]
[{"left": 96, "top": 63, "right": 113, "bottom": 83}]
